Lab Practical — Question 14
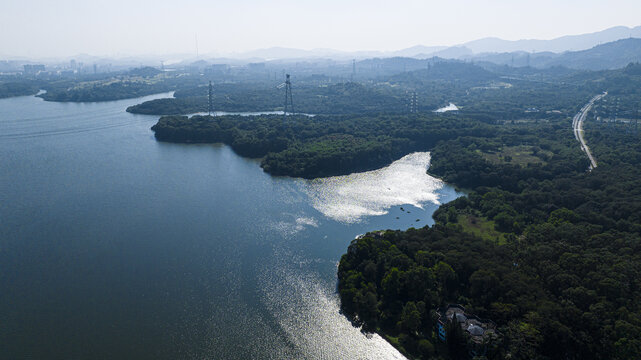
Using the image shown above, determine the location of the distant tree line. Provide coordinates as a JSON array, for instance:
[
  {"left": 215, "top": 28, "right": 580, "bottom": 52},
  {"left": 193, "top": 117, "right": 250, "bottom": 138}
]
[{"left": 0, "top": 80, "right": 41, "bottom": 98}]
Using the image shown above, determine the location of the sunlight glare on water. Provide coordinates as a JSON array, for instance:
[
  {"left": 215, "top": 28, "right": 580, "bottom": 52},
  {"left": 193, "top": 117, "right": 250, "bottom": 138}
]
[
  {"left": 304, "top": 152, "right": 443, "bottom": 223},
  {"left": 260, "top": 249, "right": 408, "bottom": 360}
]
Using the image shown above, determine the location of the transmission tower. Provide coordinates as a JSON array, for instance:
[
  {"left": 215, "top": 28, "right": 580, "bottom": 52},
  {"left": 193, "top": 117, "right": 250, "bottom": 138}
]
[
  {"left": 283, "top": 74, "right": 294, "bottom": 117},
  {"left": 208, "top": 81, "right": 213, "bottom": 116},
  {"left": 407, "top": 91, "right": 418, "bottom": 113},
  {"left": 412, "top": 92, "right": 418, "bottom": 113},
  {"left": 351, "top": 59, "right": 356, "bottom": 82}
]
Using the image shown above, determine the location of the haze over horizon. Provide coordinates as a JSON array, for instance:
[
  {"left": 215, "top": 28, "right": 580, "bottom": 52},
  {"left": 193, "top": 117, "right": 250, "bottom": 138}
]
[{"left": 3, "top": 0, "right": 641, "bottom": 59}]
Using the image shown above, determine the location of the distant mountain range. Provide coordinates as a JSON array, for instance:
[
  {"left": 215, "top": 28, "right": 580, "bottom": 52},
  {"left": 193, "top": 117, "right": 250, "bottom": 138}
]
[
  {"left": 472, "top": 38, "right": 641, "bottom": 70},
  {"left": 220, "top": 25, "right": 641, "bottom": 61},
  {"left": 4, "top": 25, "right": 641, "bottom": 72},
  {"left": 227, "top": 45, "right": 449, "bottom": 61},
  {"left": 461, "top": 25, "right": 641, "bottom": 53}
]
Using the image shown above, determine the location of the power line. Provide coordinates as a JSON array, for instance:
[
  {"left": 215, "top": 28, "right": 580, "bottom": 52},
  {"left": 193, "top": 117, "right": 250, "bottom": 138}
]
[{"left": 283, "top": 74, "right": 294, "bottom": 118}]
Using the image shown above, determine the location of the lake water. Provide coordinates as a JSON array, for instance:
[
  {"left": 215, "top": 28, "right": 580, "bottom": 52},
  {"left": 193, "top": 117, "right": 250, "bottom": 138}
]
[
  {"left": 434, "top": 103, "right": 459, "bottom": 113},
  {"left": 0, "top": 93, "right": 460, "bottom": 359}
]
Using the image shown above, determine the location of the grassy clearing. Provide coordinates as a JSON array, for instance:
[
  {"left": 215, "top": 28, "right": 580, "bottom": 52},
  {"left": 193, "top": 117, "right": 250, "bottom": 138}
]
[
  {"left": 456, "top": 213, "right": 506, "bottom": 245},
  {"left": 479, "top": 145, "right": 552, "bottom": 166}
]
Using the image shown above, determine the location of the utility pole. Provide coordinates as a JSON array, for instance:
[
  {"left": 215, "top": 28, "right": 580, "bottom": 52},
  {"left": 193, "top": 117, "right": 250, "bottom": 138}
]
[
  {"left": 208, "top": 81, "right": 213, "bottom": 116},
  {"left": 283, "top": 74, "right": 294, "bottom": 118},
  {"left": 412, "top": 91, "right": 418, "bottom": 113},
  {"left": 407, "top": 91, "right": 418, "bottom": 113},
  {"left": 351, "top": 59, "right": 356, "bottom": 82}
]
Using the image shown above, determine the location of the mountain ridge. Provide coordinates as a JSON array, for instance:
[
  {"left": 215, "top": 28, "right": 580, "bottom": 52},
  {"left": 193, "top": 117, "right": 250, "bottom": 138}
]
[{"left": 220, "top": 25, "right": 641, "bottom": 61}]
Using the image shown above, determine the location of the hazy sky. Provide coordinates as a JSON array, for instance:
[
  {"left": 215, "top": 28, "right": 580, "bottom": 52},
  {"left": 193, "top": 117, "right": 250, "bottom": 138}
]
[{"left": 2, "top": 0, "right": 640, "bottom": 58}]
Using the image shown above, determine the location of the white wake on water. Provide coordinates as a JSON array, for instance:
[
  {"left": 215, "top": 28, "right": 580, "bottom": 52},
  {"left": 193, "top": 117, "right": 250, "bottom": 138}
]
[{"left": 303, "top": 152, "right": 444, "bottom": 223}]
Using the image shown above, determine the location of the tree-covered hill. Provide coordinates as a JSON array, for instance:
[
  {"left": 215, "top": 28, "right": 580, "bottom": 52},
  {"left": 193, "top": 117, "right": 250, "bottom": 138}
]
[
  {"left": 150, "top": 113, "right": 492, "bottom": 178},
  {"left": 129, "top": 82, "right": 409, "bottom": 115},
  {"left": 129, "top": 60, "right": 638, "bottom": 119},
  {"left": 0, "top": 80, "right": 41, "bottom": 98},
  {"left": 338, "top": 113, "right": 641, "bottom": 360}
]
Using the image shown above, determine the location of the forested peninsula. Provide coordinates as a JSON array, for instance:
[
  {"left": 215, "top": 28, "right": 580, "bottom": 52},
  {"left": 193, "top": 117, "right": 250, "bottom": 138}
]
[
  {"left": 0, "top": 80, "right": 41, "bottom": 99},
  {"left": 150, "top": 113, "right": 488, "bottom": 178},
  {"left": 337, "top": 111, "right": 641, "bottom": 359}
]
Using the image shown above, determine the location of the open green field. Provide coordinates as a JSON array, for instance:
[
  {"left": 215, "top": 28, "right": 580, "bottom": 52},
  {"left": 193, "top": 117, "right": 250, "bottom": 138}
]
[
  {"left": 479, "top": 145, "right": 552, "bottom": 166},
  {"left": 456, "top": 213, "right": 507, "bottom": 244}
]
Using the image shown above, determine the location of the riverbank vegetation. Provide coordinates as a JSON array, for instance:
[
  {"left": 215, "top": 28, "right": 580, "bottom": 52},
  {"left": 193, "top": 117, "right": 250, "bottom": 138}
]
[
  {"left": 0, "top": 79, "right": 41, "bottom": 98},
  {"left": 151, "top": 113, "right": 490, "bottom": 178},
  {"left": 28, "top": 67, "right": 201, "bottom": 102},
  {"left": 39, "top": 80, "right": 174, "bottom": 102},
  {"left": 129, "top": 82, "right": 408, "bottom": 115},
  {"left": 37, "top": 68, "right": 184, "bottom": 102}
]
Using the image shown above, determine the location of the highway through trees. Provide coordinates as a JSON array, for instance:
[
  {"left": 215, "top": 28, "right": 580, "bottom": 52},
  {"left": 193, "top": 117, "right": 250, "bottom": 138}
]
[{"left": 573, "top": 92, "right": 606, "bottom": 170}]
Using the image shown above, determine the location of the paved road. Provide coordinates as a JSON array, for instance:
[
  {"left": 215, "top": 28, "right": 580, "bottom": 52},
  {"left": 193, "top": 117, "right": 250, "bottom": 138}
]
[{"left": 572, "top": 92, "right": 607, "bottom": 170}]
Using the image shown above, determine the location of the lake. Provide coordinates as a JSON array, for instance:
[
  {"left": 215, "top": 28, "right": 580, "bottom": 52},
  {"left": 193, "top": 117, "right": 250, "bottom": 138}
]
[{"left": 0, "top": 93, "right": 460, "bottom": 359}]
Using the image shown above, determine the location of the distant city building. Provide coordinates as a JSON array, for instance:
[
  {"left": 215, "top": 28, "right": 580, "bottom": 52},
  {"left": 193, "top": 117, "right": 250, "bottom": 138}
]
[
  {"left": 70, "top": 59, "right": 77, "bottom": 70},
  {"left": 205, "top": 64, "right": 229, "bottom": 75},
  {"left": 247, "top": 62, "right": 266, "bottom": 70},
  {"left": 23, "top": 64, "right": 46, "bottom": 75},
  {"left": 0, "top": 60, "right": 11, "bottom": 72},
  {"left": 212, "top": 64, "right": 229, "bottom": 71},
  {"left": 59, "top": 70, "right": 75, "bottom": 77}
]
